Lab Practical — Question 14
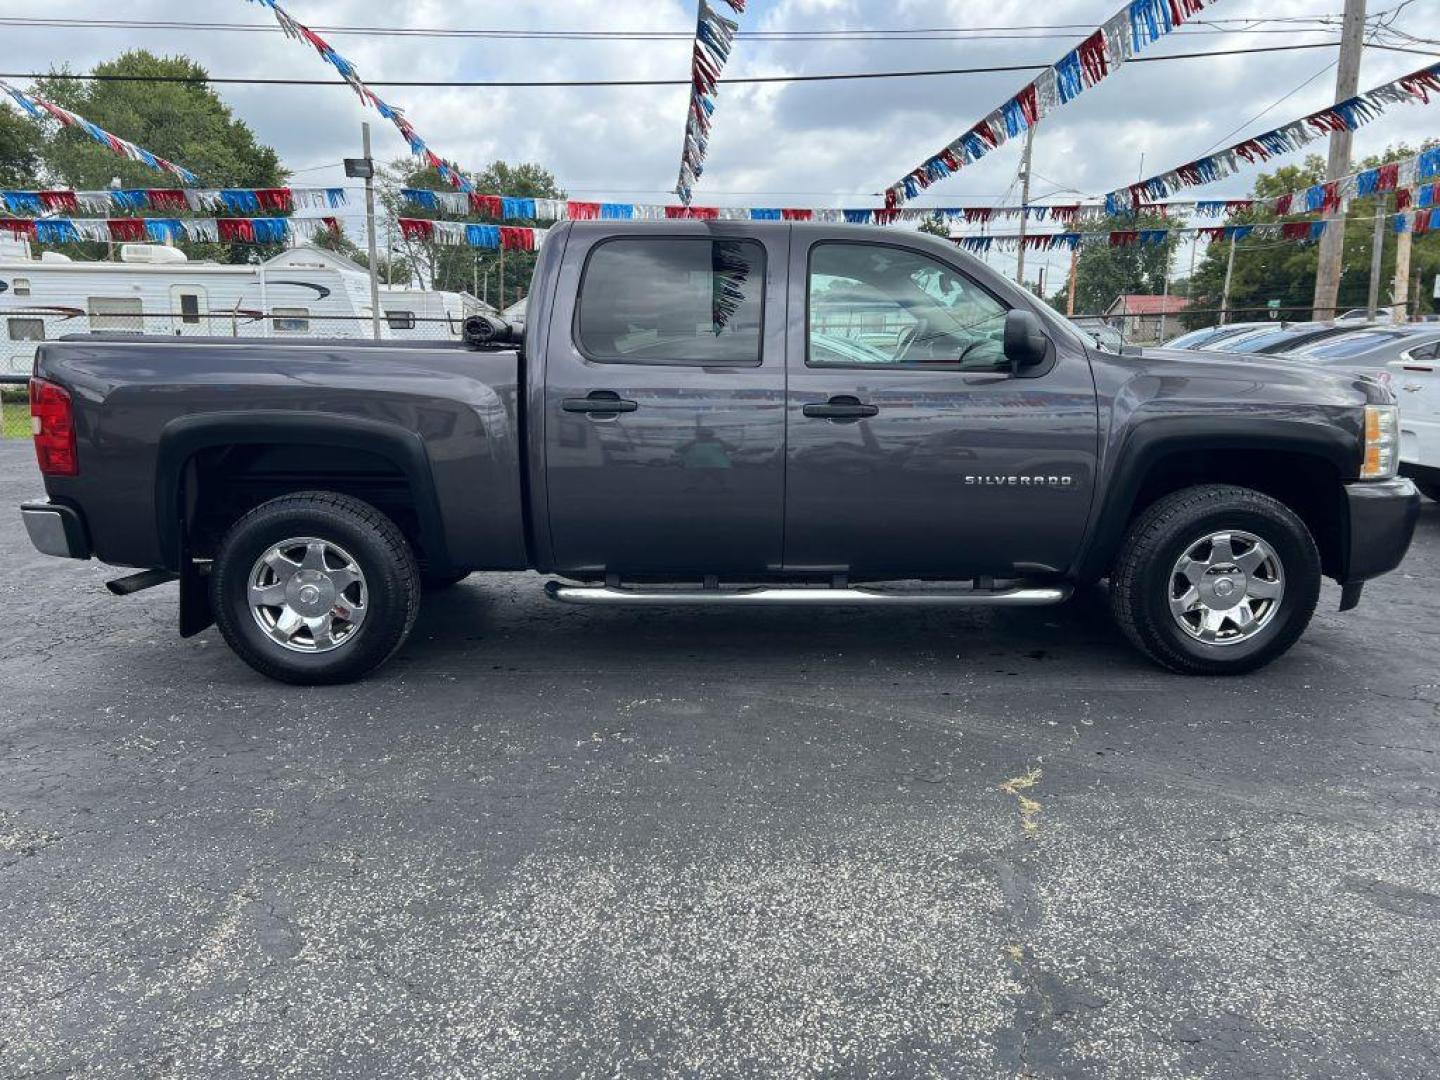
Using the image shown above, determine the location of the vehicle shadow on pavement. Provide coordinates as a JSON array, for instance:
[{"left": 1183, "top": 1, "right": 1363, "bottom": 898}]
[{"left": 396, "top": 579, "right": 1150, "bottom": 680}]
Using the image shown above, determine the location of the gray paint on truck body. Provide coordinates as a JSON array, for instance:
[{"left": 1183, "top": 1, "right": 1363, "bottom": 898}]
[{"left": 29, "top": 221, "right": 1408, "bottom": 588}]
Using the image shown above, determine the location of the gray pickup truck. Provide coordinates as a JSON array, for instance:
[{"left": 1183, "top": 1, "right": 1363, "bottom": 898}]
[{"left": 19, "top": 221, "right": 1420, "bottom": 683}]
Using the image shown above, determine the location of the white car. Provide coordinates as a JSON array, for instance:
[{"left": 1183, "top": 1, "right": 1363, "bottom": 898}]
[{"left": 1389, "top": 338, "right": 1440, "bottom": 501}]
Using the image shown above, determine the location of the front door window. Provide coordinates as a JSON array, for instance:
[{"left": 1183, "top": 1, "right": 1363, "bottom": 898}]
[{"left": 808, "top": 243, "right": 1009, "bottom": 371}]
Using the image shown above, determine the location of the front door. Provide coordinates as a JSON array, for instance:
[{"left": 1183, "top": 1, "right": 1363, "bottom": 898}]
[
  {"left": 784, "top": 235, "right": 1099, "bottom": 580},
  {"left": 542, "top": 225, "right": 787, "bottom": 578}
]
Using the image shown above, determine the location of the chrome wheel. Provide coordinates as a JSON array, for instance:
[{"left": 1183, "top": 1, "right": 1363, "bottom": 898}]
[
  {"left": 1168, "top": 530, "right": 1284, "bottom": 645},
  {"left": 248, "top": 537, "right": 367, "bottom": 653}
]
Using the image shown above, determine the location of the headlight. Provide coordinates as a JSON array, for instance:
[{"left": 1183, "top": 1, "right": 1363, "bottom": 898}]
[{"left": 1361, "top": 404, "right": 1399, "bottom": 479}]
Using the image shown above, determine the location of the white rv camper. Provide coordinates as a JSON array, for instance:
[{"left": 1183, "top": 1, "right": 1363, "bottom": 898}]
[
  {"left": 377, "top": 284, "right": 493, "bottom": 339},
  {"left": 0, "top": 241, "right": 495, "bottom": 375}
]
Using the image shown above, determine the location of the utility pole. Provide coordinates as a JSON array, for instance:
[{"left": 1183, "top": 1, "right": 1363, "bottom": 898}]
[
  {"left": 385, "top": 221, "right": 394, "bottom": 287},
  {"left": 1014, "top": 121, "right": 1037, "bottom": 289},
  {"left": 1392, "top": 222, "right": 1412, "bottom": 323},
  {"left": 1311, "top": 0, "right": 1368, "bottom": 321},
  {"left": 499, "top": 243, "right": 506, "bottom": 312},
  {"left": 1220, "top": 235, "right": 1238, "bottom": 324},
  {"left": 1366, "top": 199, "right": 1387, "bottom": 318},
  {"left": 351, "top": 122, "right": 383, "bottom": 341},
  {"left": 1065, "top": 247, "right": 1078, "bottom": 316}
]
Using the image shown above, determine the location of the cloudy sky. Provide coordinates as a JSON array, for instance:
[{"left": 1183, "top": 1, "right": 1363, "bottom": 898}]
[{"left": 1, "top": 0, "right": 1435, "bottom": 284}]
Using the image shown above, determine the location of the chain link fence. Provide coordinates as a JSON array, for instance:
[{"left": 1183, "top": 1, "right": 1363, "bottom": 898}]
[{"left": 0, "top": 295, "right": 514, "bottom": 439}]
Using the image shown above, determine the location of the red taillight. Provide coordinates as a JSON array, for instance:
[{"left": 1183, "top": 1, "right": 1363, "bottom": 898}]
[{"left": 29, "top": 378, "right": 77, "bottom": 476}]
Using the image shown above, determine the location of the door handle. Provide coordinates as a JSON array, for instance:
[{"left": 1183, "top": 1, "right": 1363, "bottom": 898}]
[
  {"left": 803, "top": 395, "right": 879, "bottom": 421},
  {"left": 563, "top": 391, "right": 638, "bottom": 415}
]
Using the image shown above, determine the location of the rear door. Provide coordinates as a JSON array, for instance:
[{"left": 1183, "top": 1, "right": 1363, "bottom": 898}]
[
  {"left": 783, "top": 233, "right": 1099, "bottom": 580},
  {"left": 541, "top": 224, "right": 787, "bottom": 578}
]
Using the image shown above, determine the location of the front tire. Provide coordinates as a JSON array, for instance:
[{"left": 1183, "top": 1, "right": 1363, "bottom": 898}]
[
  {"left": 211, "top": 492, "right": 421, "bottom": 685},
  {"left": 1110, "top": 484, "right": 1321, "bottom": 675},
  {"left": 1415, "top": 477, "right": 1440, "bottom": 503}
]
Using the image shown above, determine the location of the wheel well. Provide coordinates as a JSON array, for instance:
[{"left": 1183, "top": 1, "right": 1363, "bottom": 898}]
[
  {"left": 182, "top": 442, "right": 435, "bottom": 568},
  {"left": 1125, "top": 448, "right": 1345, "bottom": 577}
]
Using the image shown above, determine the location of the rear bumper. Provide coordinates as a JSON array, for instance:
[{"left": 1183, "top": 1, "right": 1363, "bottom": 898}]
[
  {"left": 1340, "top": 478, "right": 1419, "bottom": 583},
  {"left": 21, "top": 501, "right": 91, "bottom": 560}
]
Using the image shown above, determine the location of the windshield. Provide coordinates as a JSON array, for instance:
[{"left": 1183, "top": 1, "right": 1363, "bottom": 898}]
[{"left": 1071, "top": 320, "right": 1122, "bottom": 353}]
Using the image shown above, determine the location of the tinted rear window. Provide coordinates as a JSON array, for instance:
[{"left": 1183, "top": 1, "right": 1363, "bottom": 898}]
[{"left": 576, "top": 238, "right": 765, "bottom": 365}]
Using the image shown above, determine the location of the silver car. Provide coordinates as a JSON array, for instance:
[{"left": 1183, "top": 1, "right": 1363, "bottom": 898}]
[{"left": 1281, "top": 326, "right": 1440, "bottom": 390}]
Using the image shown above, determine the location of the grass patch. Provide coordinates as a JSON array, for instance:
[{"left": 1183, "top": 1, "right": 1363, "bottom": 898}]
[{"left": 1, "top": 392, "right": 30, "bottom": 440}]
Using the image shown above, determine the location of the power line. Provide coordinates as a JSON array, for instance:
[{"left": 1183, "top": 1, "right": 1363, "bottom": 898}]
[
  {"left": 0, "top": 13, "right": 1360, "bottom": 43},
  {"left": 4, "top": 41, "right": 1420, "bottom": 90}
]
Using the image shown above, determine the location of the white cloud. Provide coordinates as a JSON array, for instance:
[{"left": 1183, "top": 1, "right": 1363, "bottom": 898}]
[{"left": 1, "top": 0, "right": 1434, "bottom": 214}]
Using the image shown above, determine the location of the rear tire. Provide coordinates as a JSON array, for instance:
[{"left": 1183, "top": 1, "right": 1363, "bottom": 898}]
[
  {"left": 211, "top": 492, "right": 421, "bottom": 685},
  {"left": 1109, "top": 484, "right": 1321, "bottom": 675}
]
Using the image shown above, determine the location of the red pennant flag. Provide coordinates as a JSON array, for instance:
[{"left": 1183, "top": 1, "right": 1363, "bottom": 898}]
[
  {"left": 498, "top": 226, "right": 535, "bottom": 251},
  {"left": 38, "top": 191, "right": 79, "bottom": 213},
  {"left": 107, "top": 218, "right": 147, "bottom": 242},
  {"left": 146, "top": 189, "right": 188, "bottom": 211}
]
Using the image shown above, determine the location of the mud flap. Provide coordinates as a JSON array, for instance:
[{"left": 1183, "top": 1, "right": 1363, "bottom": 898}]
[
  {"left": 1338, "top": 581, "right": 1364, "bottom": 612},
  {"left": 179, "top": 557, "right": 214, "bottom": 638}
]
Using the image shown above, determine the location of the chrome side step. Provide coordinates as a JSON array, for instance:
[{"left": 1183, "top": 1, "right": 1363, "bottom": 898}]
[{"left": 544, "top": 581, "right": 1072, "bottom": 607}]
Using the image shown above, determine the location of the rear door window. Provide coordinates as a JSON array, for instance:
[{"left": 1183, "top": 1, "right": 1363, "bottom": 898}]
[{"left": 576, "top": 238, "right": 765, "bottom": 365}]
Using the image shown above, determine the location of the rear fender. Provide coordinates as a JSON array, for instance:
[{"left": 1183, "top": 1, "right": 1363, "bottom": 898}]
[{"left": 155, "top": 411, "right": 450, "bottom": 576}]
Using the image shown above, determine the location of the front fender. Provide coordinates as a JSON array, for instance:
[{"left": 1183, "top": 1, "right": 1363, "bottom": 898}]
[{"left": 1073, "top": 413, "right": 1359, "bottom": 581}]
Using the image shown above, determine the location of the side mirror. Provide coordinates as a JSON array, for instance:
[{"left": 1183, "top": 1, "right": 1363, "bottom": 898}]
[
  {"left": 463, "top": 313, "right": 522, "bottom": 349},
  {"left": 1003, "top": 309, "right": 1050, "bottom": 371}
]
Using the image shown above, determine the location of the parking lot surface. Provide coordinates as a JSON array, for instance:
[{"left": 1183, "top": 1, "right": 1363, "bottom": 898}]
[{"left": 2, "top": 437, "right": 1438, "bottom": 1079}]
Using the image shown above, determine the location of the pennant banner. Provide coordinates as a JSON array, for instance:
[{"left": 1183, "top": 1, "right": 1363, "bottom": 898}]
[
  {"left": 1394, "top": 208, "right": 1435, "bottom": 235},
  {"left": 945, "top": 216, "right": 1383, "bottom": 253},
  {"left": 1107, "top": 62, "right": 1440, "bottom": 210},
  {"left": 0, "top": 216, "right": 340, "bottom": 245},
  {"left": 247, "top": 0, "right": 473, "bottom": 193},
  {"left": 886, "top": 0, "right": 1220, "bottom": 208},
  {"left": 0, "top": 186, "right": 348, "bottom": 216},
  {"left": 0, "top": 80, "right": 199, "bottom": 185},
  {"left": 396, "top": 218, "right": 546, "bottom": 251},
  {"left": 403, "top": 155, "right": 1440, "bottom": 227},
  {"left": 675, "top": 0, "right": 746, "bottom": 205}
]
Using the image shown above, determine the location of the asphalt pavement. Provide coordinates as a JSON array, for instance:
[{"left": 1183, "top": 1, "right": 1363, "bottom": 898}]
[{"left": 2, "top": 436, "right": 1438, "bottom": 1079}]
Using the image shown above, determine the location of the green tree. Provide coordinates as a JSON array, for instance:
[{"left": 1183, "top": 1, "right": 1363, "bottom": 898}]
[
  {"left": 32, "top": 51, "right": 286, "bottom": 263},
  {"left": 1183, "top": 145, "right": 1440, "bottom": 327},
  {"left": 36, "top": 51, "right": 282, "bottom": 189},
  {"left": 384, "top": 159, "right": 565, "bottom": 305},
  {"left": 1053, "top": 210, "right": 1179, "bottom": 315},
  {"left": 0, "top": 106, "right": 42, "bottom": 188},
  {"left": 917, "top": 215, "right": 951, "bottom": 239}
]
